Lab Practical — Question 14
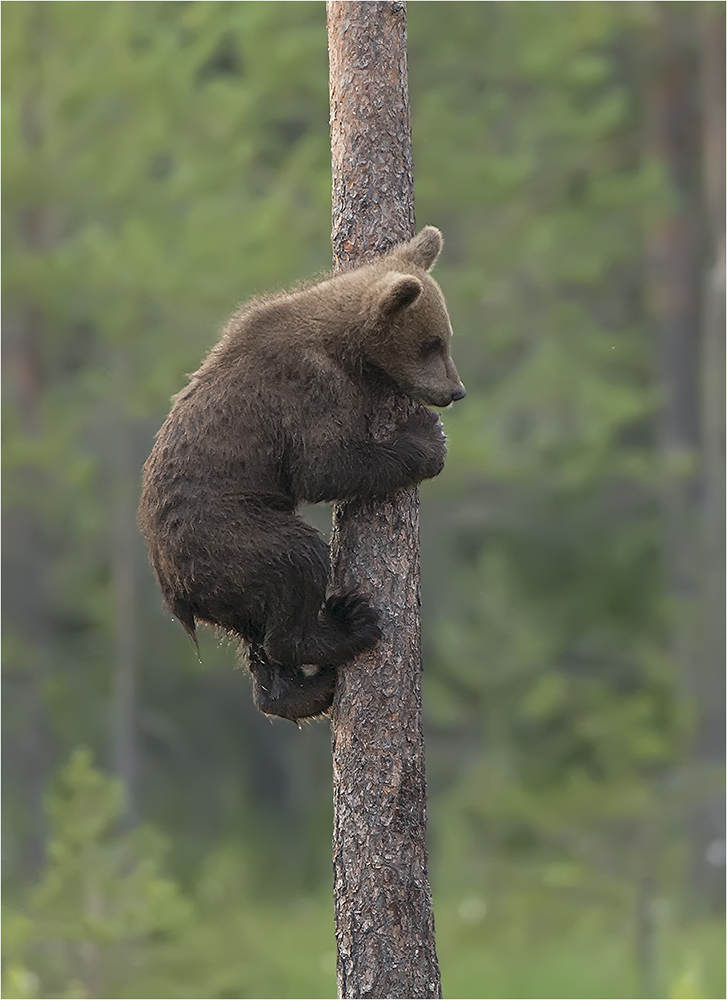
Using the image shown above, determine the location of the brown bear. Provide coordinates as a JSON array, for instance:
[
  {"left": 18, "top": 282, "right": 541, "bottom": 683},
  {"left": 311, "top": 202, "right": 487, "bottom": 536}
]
[{"left": 138, "top": 226, "right": 465, "bottom": 722}]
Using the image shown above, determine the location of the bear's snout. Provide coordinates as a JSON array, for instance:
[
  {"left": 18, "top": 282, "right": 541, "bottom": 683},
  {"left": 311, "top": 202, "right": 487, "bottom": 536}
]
[{"left": 450, "top": 384, "right": 466, "bottom": 402}]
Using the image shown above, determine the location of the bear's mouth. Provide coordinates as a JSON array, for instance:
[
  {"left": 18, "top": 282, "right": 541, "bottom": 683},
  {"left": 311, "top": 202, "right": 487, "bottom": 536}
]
[{"left": 414, "top": 391, "right": 464, "bottom": 409}]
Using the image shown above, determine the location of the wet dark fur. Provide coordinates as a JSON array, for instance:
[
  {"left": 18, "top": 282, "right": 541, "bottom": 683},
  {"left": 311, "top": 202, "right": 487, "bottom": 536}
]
[{"left": 138, "top": 228, "right": 464, "bottom": 722}]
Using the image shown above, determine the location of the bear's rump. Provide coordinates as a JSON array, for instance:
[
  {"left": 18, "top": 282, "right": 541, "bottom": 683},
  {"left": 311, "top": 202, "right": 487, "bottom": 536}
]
[{"left": 156, "top": 502, "right": 330, "bottom": 643}]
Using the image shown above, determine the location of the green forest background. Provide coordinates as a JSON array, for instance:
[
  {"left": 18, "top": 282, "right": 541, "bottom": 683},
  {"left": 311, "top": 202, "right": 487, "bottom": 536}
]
[{"left": 2, "top": 3, "right": 724, "bottom": 998}]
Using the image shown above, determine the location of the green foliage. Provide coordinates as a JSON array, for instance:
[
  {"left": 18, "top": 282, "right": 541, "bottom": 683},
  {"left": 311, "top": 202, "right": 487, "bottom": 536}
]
[
  {"left": 2, "top": 2, "right": 722, "bottom": 997},
  {"left": 2, "top": 750, "right": 192, "bottom": 998},
  {"left": 409, "top": 0, "right": 692, "bottom": 896},
  {"left": 4, "top": 753, "right": 723, "bottom": 1000},
  {"left": 2, "top": 750, "right": 340, "bottom": 1000},
  {"left": 1, "top": 752, "right": 342, "bottom": 999},
  {"left": 2, "top": 0, "right": 334, "bottom": 885},
  {"left": 437, "top": 896, "right": 725, "bottom": 999},
  {"left": 1, "top": 753, "right": 325, "bottom": 1000}
]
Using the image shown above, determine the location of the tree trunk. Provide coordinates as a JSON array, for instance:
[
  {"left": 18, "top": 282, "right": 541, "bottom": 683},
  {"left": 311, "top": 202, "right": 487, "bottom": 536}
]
[{"left": 326, "top": 3, "right": 442, "bottom": 998}]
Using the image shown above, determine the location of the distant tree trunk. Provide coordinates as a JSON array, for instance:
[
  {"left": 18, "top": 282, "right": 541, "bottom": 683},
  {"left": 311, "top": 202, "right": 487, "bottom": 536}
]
[
  {"left": 4, "top": 296, "right": 55, "bottom": 878},
  {"left": 695, "top": 2, "right": 726, "bottom": 908},
  {"left": 110, "top": 348, "right": 139, "bottom": 828},
  {"left": 326, "top": 3, "right": 442, "bottom": 998},
  {"left": 644, "top": 1, "right": 724, "bottom": 914},
  {"left": 639, "top": 6, "right": 703, "bottom": 988},
  {"left": 2, "top": 1, "right": 55, "bottom": 875},
  {"left": 645, "top": 3, "right": 702, "bottom": 690},
  {"left": 696, "top": 1, "right": 726, "bottom": 773}
]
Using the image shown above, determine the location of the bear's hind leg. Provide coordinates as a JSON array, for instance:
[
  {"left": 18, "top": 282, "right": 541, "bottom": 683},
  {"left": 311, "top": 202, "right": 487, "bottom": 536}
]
[
  {"left": 260, "top": 531, "right": 381, "bottom": 671},
  {"left": 320, "top": 591, "right": 382, "bottom": 661},
  {"left": 263, "top": 589, "right": 380, "bottom": 671},
  {"left": 247, "top": 644, "right": 336, "bottom": 722}
]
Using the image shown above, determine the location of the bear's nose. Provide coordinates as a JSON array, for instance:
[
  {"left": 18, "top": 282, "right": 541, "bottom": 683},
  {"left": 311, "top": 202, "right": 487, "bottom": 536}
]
[{"left": 450, "top": 385, "right": 467, "bottom": 402}]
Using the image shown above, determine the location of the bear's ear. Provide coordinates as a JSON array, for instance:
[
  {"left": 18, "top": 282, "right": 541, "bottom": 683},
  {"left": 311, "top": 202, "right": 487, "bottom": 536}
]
[
  {"left": 393, "top": 226, "right": 443, "bottom": 271},
  {"left": 375, "top": 273, "right": 423, "bottom": 317}
]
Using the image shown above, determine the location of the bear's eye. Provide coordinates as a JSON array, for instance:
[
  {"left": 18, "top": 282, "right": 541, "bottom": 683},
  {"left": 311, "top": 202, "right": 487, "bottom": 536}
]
[{"left": 420, "top": 337, "right": 444, "bottom": 358}]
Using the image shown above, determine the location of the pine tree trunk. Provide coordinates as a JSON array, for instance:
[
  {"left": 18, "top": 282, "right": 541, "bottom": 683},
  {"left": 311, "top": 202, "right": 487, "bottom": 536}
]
[{"left": 326, "top": 3, "right": 442, "bottom": 998}]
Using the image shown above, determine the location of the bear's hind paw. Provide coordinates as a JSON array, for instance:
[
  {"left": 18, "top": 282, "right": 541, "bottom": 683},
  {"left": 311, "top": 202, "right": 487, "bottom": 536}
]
[{"left": 325, "top": 592, "right": 381, "bottom": 646}]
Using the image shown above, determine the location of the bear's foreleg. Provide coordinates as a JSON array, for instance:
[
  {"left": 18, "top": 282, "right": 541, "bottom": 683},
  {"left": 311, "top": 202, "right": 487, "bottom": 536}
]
[{"left": 292, "top": 409, "right": 447, "bottom": 502}]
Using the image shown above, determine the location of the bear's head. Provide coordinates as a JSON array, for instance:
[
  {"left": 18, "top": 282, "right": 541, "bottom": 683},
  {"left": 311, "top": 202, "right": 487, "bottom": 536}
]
[{"left": 365, "top": 227, "right": 466, "bottom": 408}]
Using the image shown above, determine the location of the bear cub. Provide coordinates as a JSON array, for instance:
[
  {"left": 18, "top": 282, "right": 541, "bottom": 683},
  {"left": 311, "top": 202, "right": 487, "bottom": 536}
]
[{"left": 138, "top": 226, "right": 465, "bottom": 722}]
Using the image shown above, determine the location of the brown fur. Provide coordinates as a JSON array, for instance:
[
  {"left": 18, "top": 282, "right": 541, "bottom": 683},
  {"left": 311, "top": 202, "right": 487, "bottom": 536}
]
[{"left": 138, "top": 227, "right": 464, "bottom": 721}]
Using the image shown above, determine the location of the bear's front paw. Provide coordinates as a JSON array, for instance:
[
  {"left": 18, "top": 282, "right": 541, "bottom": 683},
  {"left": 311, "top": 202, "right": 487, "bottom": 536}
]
[
  {"left": 401, "top": 408, "right": 447, "bottom": 479},
  {"left": 420, "top": 443, "right": 447, "bottom": 479},
  {"left": 404, "top": 406, "right": 445, "bottom": 441}
]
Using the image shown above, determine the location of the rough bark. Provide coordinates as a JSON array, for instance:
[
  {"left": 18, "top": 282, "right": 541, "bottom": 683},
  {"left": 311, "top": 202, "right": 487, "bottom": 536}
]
[{"left": 327, "top": 3, "right": 441, "bottom": 998}]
